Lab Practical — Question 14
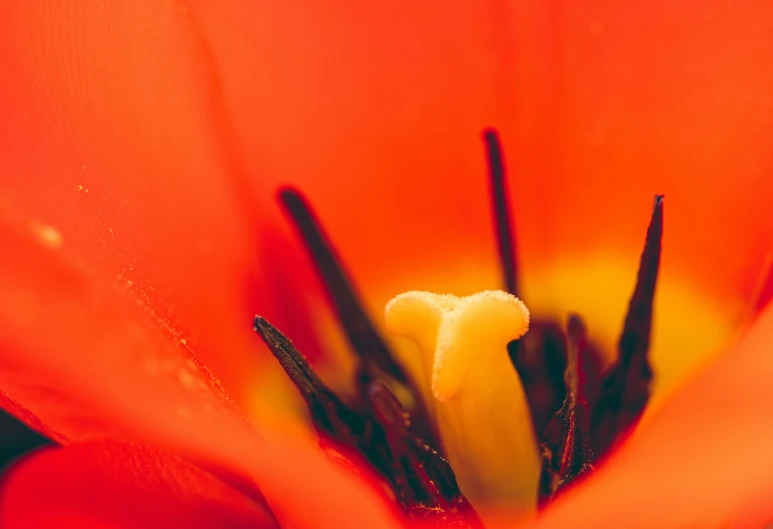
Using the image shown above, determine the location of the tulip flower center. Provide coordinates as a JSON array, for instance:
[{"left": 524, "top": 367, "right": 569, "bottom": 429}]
[{"left": 254, "top": 128, "right": 662, "bottom": 526}]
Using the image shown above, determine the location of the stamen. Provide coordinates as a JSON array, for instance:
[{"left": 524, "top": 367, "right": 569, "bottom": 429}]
[
  {"left": 538, "top": 315, "right": 595, "bottom": 508},
  {"left": 483, "top": 128, "right": 570, "bottom": 436},
  {"left": 592, "top": 195, "right": 663, "bottom": 457},
  {"left": 483, "top": 128, "right": 519, "bottom": 296},
  {"left": 254, "top": 316, "right": 480, "bottom": 526},
  {"left": 367, "top": 382, "right": 483, "bottom": 528},
  {"left": 253, "top": 316, "right": 365, "bottom": 442},
  {"left": 278, "top": 188, "right": 405, "bottom": 382},
  {"left": 386, "top": 290, "right": 539, "bottom": 519},
  {"left": 278, "top": 187, "right": 438, "bottom": 448}
]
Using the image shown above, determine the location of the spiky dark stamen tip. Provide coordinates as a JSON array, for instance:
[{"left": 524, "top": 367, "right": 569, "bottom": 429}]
[
  {"left": 591, "top": 195, "right": 662, "bottom": 457},
  {"left": 253, "top": 316, "right": 365, "bottom": 441}
]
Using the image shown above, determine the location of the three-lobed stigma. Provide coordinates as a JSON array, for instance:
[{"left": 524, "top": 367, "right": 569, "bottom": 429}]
[{"left": 386, "top": 290, "right": 539, "bottom": 518}]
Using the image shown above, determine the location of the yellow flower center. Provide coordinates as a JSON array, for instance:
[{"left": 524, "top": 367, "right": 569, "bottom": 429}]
[
  {"left": 252, "top": 130, "right": 749, "bottom": 526},
  {"left": 523, "top": 255, "right": 737, "bottom": 413}
]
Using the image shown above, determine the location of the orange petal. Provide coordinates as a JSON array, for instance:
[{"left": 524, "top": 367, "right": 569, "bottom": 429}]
[
  {"left": 182, "top": 0, "right": 773, "bottom": 403},
  {"left": 534, "top": 300, "right": 773, "bottom": 528},
  {"left": 0, "top": 6, "right": 401, "bottom": 523},
  {"left": 0, "top": 0, "right": 277, "bottom": 412},
  {"left": 180, "top": 0, "right": 511, "bottom": 295},
  {"left": 181, "top": 0, "right": 772, "bottom": 307},
  {"left": 0, "top": 214, "right": 401, "bottom": 529},
  {"left": 0, "top": 441, "right": 276, "bottom": 529},
  {"left": 496, "top": 0, "right": 773, "bottom": 403}
]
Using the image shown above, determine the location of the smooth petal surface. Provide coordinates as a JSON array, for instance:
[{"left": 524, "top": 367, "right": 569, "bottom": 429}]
[
  {"left": 0, "top": 215, "right": 401, "bottom": 529},
  {"left": 0, "top": 4, "right": 400, "bottom": 525},
  {"left": 184, "top": 0, "right": 773, "bottom": 401},
  {"left": 534, "top": 300, "right": 773, "bottom": 529},
  {"left": 0, "top": 441, "right": 275, "bottom": 529},
  {"left": 0, "top": 0, "right": 282, "bottom": 413}
]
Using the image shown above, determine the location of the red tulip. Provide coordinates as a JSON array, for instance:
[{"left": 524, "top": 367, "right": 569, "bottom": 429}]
[{"left": 1, "top": 0, "right": 773, "bottom": 528}]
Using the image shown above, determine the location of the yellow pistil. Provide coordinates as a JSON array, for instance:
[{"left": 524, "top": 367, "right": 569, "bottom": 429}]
[{"left": 385, "top": 290, "right": 539, "bottom": 519}]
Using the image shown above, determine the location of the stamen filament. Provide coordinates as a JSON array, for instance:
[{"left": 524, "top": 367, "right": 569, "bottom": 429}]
[
  {"left": 592, "top": 194, "right": 663, "bottom": 456},
  {"left": 279, "top": 187, "right": 439, "bottom": 448},
  {"left": 483, "top": 128, "right": 519, "bottom": 297}
]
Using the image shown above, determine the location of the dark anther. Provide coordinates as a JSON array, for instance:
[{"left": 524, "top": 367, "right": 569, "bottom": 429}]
[
  {"left": 277, "top": 188, "right": 404, "bottom": 382},
  {"left": 278, "top": 187, "right": 439, "bottom": 449},
  {"left": 538, "top": 315, "right": 595, "bottom": 508},
  {"left": 483, "top": 128, "right": 519, "bottom": 297},
  {"left": 253, "top": 316, "right": 367, "bottom": 443},
  {"left": 591, "top": 195, "right": 663, "bottom": 457},
  {"left": 367, "top": 382, "right": 483, "bottom": 528},
  {"left": 484, "top": 128, "right": 569, "bottom": 437},
  {"left": 254, "top": 316, "right": 480, "bottom": 527}
]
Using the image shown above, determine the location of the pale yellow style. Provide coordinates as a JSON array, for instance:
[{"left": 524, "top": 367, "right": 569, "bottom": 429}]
[{"left": 385, "top": 290, "right": 539, "bottom": 519}]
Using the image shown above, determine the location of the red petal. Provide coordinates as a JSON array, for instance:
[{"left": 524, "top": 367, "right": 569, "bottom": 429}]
[
  {"left": 0, "top": 0, "right": 271, "bottom": 410},
  {"left": 535, "top": 301, "right": 773, "bottom": 528},
  {"left": 0, "top": 441, "right": 275, "bottom": 529},
  {"left": 0, "top": 216, "right": 402, "bottom": 529}
]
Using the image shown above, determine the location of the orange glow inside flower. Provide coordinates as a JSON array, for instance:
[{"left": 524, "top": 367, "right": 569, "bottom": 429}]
[
  {"left": 250, "top": 151, "right": 673, "bottom": 525},
  {"left": 2, "top": 1, "right": 773, "bottom": 528}
]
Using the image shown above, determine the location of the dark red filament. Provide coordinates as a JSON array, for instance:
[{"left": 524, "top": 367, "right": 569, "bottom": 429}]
[
  {"left": 278, "top": 187, "right": 439, "bottom": 449},
  {"left": 483, "top": 128, "right": 519, "bottom": 297}
]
